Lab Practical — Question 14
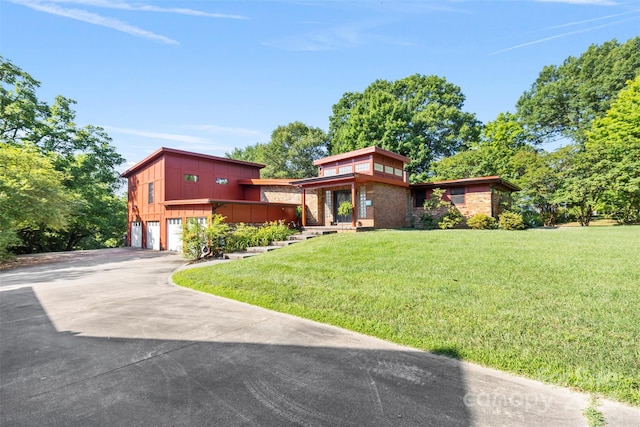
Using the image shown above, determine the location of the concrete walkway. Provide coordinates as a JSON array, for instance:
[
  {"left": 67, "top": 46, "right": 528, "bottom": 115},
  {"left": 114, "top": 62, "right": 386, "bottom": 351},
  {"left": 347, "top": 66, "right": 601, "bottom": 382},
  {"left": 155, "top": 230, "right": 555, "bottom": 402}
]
[{"left": 1, "top": 248, "right": 638, "bottom": 426}]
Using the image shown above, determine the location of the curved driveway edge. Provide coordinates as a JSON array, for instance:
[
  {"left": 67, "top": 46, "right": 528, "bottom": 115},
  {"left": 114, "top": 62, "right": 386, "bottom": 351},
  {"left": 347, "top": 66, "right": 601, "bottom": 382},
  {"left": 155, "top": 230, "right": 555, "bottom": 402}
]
[{"left": 1, "top": 248, "right": 638, "bottom": 426}]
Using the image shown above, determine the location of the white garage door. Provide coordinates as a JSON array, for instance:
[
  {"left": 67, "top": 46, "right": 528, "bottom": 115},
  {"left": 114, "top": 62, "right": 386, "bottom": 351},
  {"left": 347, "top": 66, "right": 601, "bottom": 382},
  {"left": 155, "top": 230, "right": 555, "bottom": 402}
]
[
  {"left": 131, "top": 221, "right": 142, "bottom": 248},
  {"left": 167, "top": 218, "right": 182, "bottom": 252},
  {"left": 146, "top": 221, "right": 160, "bottom": 250}
]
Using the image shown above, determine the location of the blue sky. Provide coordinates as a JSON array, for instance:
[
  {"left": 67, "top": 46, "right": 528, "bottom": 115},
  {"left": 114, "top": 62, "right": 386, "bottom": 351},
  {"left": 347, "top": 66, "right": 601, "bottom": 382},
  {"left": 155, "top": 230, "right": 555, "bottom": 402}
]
[{"left": 2, "top": 0, "right": 639, "bottom": 169}]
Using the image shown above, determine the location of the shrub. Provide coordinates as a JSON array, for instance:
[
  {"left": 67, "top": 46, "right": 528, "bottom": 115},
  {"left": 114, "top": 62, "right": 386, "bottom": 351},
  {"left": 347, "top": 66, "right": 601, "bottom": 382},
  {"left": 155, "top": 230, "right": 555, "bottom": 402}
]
[
  {"left": 182, "top": 215, "right": 230, "bottom": 260},
  {"left": 438, "top": 207, "right": 465, "bottom": 230},
  {"left": 466, "top": 214, "right": 496, "bottom": 230},
  {"left": 498, "top": 211, "right": 526, "bottom": 230},
  {"left": 225, "top": 221, "right": 296, "bottom": 252},
  {"left": 420, "top": 212, "right": 439, "bottom": 230}
]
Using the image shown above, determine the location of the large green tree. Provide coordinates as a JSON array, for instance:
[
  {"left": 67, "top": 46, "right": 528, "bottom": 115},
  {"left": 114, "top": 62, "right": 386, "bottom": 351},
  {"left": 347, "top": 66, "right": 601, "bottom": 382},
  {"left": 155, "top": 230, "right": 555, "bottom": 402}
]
[
  {"left": 0, "top": 144, "right": 71, "bottom": 259},
  {"left": 585, "top": 75, "right": 640, "bottom": 223},
  {"left": 516, "top": 37, "right": 640, "bottom": 145},
  {"left": 328, "top": 74, "right": 481, "bottom": 180},
  {"left": 431, "top": 112, "right": 534, "bottom": 181},
  {"left": 228, "top": 121, "right": 328, "bottom": 179},
  {"left": 1, "top": 56, "right": 126, "bottom": 254}
]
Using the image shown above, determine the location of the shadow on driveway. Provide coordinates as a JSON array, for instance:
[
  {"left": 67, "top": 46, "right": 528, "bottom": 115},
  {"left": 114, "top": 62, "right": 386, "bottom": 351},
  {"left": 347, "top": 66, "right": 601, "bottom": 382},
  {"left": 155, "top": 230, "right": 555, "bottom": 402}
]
[{"left": 1, "top": 287, "right": 471, "bottom": 426}]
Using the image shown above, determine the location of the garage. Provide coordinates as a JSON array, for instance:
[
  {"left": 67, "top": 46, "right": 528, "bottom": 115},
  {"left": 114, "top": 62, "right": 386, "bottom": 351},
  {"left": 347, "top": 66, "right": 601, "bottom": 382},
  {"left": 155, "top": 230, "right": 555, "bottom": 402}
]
[
  {"left": 131, "top": 221, "right": 142, "bottom": 248},
  {"left": 146, "top": 221, "right": 160, "bottom": 250},
  {"left": 166, "top": 218, "right": 182, "bottom": 252}
]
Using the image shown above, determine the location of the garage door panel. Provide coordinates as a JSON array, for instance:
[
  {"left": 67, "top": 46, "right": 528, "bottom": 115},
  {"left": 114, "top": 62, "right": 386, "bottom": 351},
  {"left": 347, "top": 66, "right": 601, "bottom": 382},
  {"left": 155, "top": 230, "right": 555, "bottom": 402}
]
[
  {"left": 167, "top": 219, "right": 182, "bottom": 252},
  {"left": 146, "top": 221, "right": 160, "bottom": 250}
]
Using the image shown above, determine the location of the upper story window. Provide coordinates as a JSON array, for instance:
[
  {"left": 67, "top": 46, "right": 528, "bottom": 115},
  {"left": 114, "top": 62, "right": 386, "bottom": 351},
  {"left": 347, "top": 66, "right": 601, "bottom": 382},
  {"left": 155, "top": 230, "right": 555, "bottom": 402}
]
[
  {"left": 354, "top": 163, "right": 370, "bottom": 172},
  {"left": 324, "top": 168, "right": 337, "bottom": 177},
  {"left": 374, "top": 163, "right": 384, "bottom": 172},
  {"left": 338, "top": 165, "right": 352, "bottom": 174},
  {"left": 184, "top": 174, "right": 199, "bottom": 182},
  {"left": 216, "top": 178, "right": 229, "bottom": 185},
  {"left": 394, "top": 168, "right": 403, "bottom": 177},
  {"left": 148, "top": 182, "right": 154, "bottom": 204},
  {"left": 384, "top": 165, "right": 394, "bottom": 174},
  {"left": 450, "top": 187, "right": 465, "bottom": 205}
]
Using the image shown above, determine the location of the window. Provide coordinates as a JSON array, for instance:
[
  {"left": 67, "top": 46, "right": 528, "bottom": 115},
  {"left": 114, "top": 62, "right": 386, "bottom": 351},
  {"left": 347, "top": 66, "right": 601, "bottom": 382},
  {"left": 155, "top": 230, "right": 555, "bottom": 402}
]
[
  {"left": 355, "top": 163, "right": 370, "bottom": 172},
  {"left": 385, "top": 165, "right": 394, "bottom": 174},
  {"left": 359, "top": 186, "right": 367, "bottom": 218},
  {"left": 148, "top": 182, "right": 154, "bottom": 204},
  {"left": 450, "top": 187, "right": 465, "bottom": 205},
  {"left": 338, "top": 165, "right": 352, "bottom": 174},
  {"left": 414, "top": 190, "right": 426, "bottom": 207},
  {"left": 394, "top": 168, "right": 403, "bottom": 177},
  {"left": 184, "top": 174, "right": 199, "bottom": 182},
  {"left": 374, "top": 163, "right": 384, "bottom": 172},
  {"left": 216, "top": 178, "right": 228, "bottom": 185},
  {"left": 324, "top": 168, "right": 337, "bottom": 177}
]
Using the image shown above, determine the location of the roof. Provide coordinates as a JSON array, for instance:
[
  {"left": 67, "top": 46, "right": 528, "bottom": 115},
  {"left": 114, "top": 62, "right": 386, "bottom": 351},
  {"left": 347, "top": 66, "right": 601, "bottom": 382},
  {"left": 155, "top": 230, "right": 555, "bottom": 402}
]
[
  {"left": 290, "top": 173, "right": 410, "bottom": 190},
  {"left": 160, "top": 198, "right": 298, "bottom": 207},
  {"left": 313, "top": 146, "right": 410, "bottom": 166},
  {"left": 238, "top": 178, "right": 296, "bottom": 186},
  {"left": 411, "top": 176, "right": 520, "bottom": 192},
  {"left": 121, "top": 147, "right": 265, "bottom": 178}
]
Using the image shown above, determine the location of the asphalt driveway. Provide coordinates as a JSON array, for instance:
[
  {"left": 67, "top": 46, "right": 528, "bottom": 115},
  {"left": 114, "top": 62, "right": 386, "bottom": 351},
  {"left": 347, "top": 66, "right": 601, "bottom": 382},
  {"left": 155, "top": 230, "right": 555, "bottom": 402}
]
[{"left": 1, "top": 248, "right": 638, "bottom": 426}]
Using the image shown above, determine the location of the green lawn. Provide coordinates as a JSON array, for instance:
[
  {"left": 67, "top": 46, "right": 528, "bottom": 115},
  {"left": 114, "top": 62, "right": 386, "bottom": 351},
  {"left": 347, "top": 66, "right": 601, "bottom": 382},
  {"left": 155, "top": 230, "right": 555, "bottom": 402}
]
[{"left": 172, "top": 226, "right": 640, "bottom": 406}]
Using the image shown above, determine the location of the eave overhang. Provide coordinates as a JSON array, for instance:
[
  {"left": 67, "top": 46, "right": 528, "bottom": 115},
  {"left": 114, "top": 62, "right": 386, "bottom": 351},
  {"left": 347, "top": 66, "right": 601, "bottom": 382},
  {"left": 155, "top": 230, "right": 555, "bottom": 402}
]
[
  {"left": 411, "top": 176, "right": 520, "bottom": 192},
  {"left": 160, "top": 198, "right": 298, "bottom": 207},
  {"left": 290, "top": 173, "right": 409, "bottom": 191}
]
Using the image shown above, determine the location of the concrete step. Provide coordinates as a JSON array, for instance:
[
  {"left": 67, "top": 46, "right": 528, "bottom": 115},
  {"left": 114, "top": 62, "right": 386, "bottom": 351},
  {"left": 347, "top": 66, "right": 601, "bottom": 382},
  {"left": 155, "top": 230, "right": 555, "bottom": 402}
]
[
  {"left": 288, "top": 234, "right": 317, "bottom": 241},
  {"left": 224, "top": 252, "right": 259, "bottom": 260},
  {"left": 245, "top": 246, "right": 279, "bottom": 254},
  {"left": 272, "top": 240, "right": 299, "bottom": 246}
]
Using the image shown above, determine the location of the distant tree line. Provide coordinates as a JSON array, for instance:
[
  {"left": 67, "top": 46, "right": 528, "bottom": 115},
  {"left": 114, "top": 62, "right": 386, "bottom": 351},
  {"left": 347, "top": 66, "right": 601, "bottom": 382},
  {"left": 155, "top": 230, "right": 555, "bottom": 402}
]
[{"left": 230, "top": 37, "right": 640, "bottom": 226}]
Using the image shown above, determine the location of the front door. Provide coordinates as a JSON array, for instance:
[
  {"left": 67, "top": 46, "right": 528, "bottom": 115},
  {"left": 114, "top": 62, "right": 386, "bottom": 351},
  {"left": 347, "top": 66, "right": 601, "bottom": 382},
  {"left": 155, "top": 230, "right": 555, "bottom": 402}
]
[{"left": 334, "top": 190, "right": 352, "bottom": 223}]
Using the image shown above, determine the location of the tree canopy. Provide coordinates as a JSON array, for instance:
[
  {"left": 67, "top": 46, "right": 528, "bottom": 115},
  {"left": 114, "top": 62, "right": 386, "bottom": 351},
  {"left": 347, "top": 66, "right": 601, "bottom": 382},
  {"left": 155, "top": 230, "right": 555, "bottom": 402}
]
[
  {"left": 516, "top": 37, "right": 640, "bottom": 145},
  {"left": 585, "top": 75, "right": 640, "bottom": 223},
  {"left": 1, "top": 56, "right": 126, "bottom": 256},
  {"left": 328, "top": 74, "right": 481, "bottom": 180},
  {"left": 227, "top": 121, "right": 328, "bottom": 179}
]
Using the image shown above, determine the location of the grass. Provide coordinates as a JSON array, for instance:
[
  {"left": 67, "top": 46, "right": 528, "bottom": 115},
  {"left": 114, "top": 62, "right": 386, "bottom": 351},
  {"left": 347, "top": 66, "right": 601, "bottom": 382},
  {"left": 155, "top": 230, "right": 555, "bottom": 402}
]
[{"left": 172, "top": 226, "right": 640, "bottom": 406}]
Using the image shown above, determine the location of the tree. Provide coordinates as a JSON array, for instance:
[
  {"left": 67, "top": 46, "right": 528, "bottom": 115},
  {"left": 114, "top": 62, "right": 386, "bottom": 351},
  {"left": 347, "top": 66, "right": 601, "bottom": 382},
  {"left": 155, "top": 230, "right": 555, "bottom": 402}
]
[
  {"left": 1, "top": 56, "right": 126, "bottom": 254},
  {"left": 0, "top": 144, "right": 71, "bottom": 259},
  {"left": 328, "top": 74, "right": 481, "bottom": 179},
  {"left": 585, "top": 75, "right": 640, "bottom": 223},
  {"left": 228, "top": 121, "right": 328, "bottom": 179},
  {"left": 511, "top": 149, "right": 564, "bottom": 226},
  {"left": 431, "top": 112, "right": 535, "bottom": 181},
  {"left": 516, "top": 37, "right": 640, "bottom": 145}
]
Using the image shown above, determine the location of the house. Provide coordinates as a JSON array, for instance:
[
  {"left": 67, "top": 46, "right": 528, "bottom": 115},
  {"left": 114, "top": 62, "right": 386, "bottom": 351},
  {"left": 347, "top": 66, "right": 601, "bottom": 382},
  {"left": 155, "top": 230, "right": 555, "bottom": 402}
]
[
  {"left": 122, "top": 146, "right": 519, "bottom": 251},
  {"left": 121, "top": 147, "right": 298, "bottom": 251}
]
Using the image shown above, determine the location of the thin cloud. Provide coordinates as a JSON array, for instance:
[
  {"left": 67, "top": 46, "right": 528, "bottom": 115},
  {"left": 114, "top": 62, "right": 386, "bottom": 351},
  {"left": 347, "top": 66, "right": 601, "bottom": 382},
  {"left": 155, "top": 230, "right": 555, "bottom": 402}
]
[
  {"left": 105, "top": 127, "right": 210, "bottom": 144},
  {"left": 189, "top": 124, "right": 266, "bottom": 138},
  {"left": 45, "top": 0, "right": 248, "bottom": 19},
  {"left": 540, "top": 9, "right": 639, "bottom": 30},
  {"left": 11, "top": 0, "right": 179, "bottom": 44},
  {"left": 538, "top": 0, "right": 619, "bottom": 5},
  {"left": 490, "top": 14, "right": 639, "bottom": 55},
  {"left": 263, "top": 22, "right": 413, "bottom": 52}
]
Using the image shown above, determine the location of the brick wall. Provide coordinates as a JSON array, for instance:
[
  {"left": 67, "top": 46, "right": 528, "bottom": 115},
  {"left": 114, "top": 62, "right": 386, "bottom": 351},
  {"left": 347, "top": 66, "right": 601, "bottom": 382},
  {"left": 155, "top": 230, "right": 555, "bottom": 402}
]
[
  {"left": 260, "top": 186, "right": 301, "bottom": 204},
  {"left": 372, "top": 183, "right": 409, "bottom": 228},
  {"left": 460, "top": 190, "right": 492, "bottom": 217}
]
